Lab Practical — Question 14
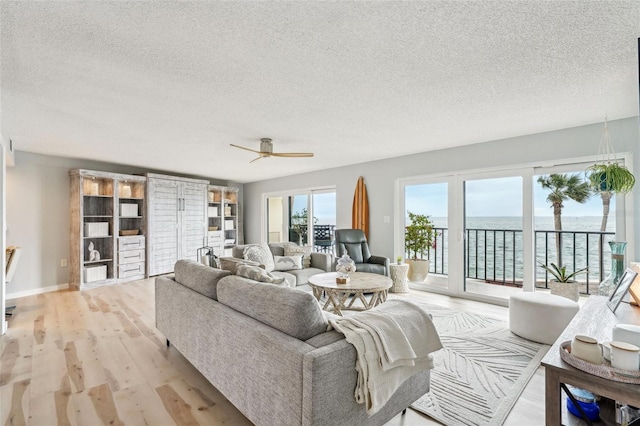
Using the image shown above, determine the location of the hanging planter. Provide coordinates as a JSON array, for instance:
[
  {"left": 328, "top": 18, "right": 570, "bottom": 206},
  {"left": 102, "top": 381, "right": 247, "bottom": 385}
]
[
  {"left": 587, "top": 162, "right": 635, "bottom": 194},
  {"left": 586, "top": 117, "right": 635, "bottom": 194}
]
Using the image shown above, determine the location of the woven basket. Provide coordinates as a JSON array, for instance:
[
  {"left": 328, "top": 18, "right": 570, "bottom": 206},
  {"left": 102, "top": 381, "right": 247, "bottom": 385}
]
[{"left": 560, "top": 341, "right": 640, "bottom": 384}]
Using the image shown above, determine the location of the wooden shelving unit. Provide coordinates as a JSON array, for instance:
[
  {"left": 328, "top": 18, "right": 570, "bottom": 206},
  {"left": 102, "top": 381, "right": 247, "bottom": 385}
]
[
  {"left": 207, "top": 185, "right": 239, "bottom": 256},
  {"left": 70, "top": 170, "right": 147, "bottom": 289}
]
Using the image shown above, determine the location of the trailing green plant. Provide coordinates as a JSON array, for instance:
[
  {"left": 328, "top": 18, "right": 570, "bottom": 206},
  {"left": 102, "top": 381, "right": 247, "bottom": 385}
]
[
  {"left": 587, "top": 162, "right": 635, "bottom": 194},
  {"left": 404, "top": 212, "right": 436, "bottom": 260},
  {"left": 538, "top": 262, "right": 588, "bottom": 283}
]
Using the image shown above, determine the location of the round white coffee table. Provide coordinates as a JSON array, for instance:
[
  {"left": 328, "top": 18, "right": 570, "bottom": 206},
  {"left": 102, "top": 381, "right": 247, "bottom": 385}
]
[{"left": 308, "top": 272, "right": 392, "bottom": 316}]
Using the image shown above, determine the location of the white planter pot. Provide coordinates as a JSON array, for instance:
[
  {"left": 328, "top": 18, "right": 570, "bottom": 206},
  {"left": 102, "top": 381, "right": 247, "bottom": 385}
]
[
  {"left": 407, "top": 259, "right": 430, "bottom": 282},
  {"left": 549, "top": 280, "right": 579, "bottom": 302}
]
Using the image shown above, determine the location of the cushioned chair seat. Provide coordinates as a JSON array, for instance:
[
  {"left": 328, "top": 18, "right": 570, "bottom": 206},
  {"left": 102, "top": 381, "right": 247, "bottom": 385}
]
[{"left": 509, "top": 292, "right": 580, "bottom": 345}]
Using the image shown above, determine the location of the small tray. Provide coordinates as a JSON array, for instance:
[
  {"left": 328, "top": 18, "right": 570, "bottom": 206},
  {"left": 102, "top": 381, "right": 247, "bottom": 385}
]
[
  {"left": 119, "top": 230, "right": 140, "bottom": 236},
  {"left": 560, "top": 341, "right": 640, "bottom": 384}
]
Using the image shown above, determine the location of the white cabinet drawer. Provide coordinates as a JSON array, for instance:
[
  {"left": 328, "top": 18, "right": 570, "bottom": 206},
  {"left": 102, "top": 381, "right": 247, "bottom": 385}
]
[
  {"left": 118, "top": 236, "right": 145, "bottom": 250},
  {"left": 119, "top": 249, "right": 145, "bottom": 265},
  {"left": 118, "top": 262, "right": 145, "bottom": 278}
]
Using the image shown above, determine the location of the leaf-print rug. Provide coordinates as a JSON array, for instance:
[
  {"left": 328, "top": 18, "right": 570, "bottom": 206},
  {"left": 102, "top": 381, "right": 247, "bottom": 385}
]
[{"left": 409, "top": 302, "right": 549, "bottom": 426}]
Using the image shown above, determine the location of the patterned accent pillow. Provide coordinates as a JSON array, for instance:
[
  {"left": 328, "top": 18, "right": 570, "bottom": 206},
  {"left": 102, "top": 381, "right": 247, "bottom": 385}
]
[
  {"left": 273, "top": 255, "right": 303, "bottom": 271},
  {"left": 219, "top": 257, "right": 261, "bottom": 275},
  {"left": 284, "top": 245, "right": 312, "bottom": 268},
  {"left": 243, "top": 243, "right": 275, "bottom": 272},
  {"left": 236, "top": 264, "right": 286, "bottom": 285}
]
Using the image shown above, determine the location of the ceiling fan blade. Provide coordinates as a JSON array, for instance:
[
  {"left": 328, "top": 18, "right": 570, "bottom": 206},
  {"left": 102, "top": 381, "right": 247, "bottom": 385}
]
[
  {"left": 249, "top": 156, "right": 265, "bottom": 163},
  {"left": 230, "top": 143, "right": 261, "bottom": 154},
  {"left": 269, "top": 152, "right": 314, "bottom": 158}
]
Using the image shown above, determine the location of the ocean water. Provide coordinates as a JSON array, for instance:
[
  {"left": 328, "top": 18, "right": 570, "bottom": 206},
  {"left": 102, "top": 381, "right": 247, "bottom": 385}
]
[{"left": 422, "top": 216, "right": 617, "bottom": 284}]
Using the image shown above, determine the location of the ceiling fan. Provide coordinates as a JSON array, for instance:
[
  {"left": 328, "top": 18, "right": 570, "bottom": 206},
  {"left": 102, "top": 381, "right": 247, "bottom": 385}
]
[{"left": 230, "top": 138, "right": 314, "bottom": 163}]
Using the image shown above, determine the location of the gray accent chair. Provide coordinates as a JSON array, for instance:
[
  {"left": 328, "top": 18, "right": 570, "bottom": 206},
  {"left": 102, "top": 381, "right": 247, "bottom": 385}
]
[{"left": 335, "top": 229, "right": 389, "bottom": 276}]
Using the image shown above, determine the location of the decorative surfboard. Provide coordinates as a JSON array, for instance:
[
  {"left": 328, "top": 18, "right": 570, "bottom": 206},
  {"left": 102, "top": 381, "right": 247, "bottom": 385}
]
[{"left": 352, "top": 176, "right": 369, "bottom": 240}]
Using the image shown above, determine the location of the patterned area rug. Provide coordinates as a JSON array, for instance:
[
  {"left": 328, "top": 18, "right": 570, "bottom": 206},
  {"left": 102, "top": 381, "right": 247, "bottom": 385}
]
[{"left": 408, "top": 302, "right": 549, "bottom": 426}]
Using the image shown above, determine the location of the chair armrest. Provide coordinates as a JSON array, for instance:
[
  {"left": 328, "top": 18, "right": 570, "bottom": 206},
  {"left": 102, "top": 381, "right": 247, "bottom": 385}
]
[
  {"left": 310, "top": 252, "right": 334, "bottom": 272},
  {"left": 368, "top": 255, "right": 390, "bottom": 275}
]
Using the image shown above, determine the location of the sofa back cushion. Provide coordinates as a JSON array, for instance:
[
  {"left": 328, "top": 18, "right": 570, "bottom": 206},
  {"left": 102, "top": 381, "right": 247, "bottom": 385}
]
[
  {"left": 174, "top": 259, "right": 231, "bottom": 300},
  {"left": 217, "top": 277, "right": 328, "bottom": 340}
]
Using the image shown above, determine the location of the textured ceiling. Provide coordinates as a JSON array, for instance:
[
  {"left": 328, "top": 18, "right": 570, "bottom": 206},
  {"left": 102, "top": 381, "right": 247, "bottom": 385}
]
[{"left": 1, "top": 1, "right": 639, "bottom": 183}]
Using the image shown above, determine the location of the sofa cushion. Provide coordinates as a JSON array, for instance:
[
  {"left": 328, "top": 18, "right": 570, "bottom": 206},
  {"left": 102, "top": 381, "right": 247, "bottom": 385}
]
[
  {"left": 270, "top": 270, "right": 296, "bottom": 287},
  {"left": 285, "top": 245, "right": 313, "bottom": 268},
  {"left": 174, "top": 259, "right": 231, "bottom": 300},
  {"left": 217, "top": 277, "right": 328, "bottom": 340},
  {"left": 274, "top": 255, "right": 303, "bottom": 271},
  {"left": 287, "top": 267, "right": 326, "bottom": 286},
  {"left": 243, "top": 243, "right": 275, "bottom": 272},
  {"left": 219, "top": 257, "right": 262, "bottom": 274},
  {"left": 268, "top": 242, "right": 299, "bottom": 257},
  {"left": 237, "top": 264, "right": 286, "bottom": 285}
]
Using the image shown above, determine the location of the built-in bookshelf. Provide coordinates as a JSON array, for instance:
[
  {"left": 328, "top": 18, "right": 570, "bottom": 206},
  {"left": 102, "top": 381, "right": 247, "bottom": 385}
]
[{"left": 70, "top": 170, "right": 147, "bottom": 289}]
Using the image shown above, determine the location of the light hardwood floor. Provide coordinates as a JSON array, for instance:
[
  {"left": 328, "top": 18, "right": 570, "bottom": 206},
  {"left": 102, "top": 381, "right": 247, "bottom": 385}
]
[{"left": 1, "top": 278, "right": 545, "bottom": 425}]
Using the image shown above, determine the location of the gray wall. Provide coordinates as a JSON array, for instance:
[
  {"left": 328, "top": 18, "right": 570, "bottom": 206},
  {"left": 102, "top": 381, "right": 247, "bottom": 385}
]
[
  {"left": 6, "top": 117, "right": 639, "bottom": 296},
  {"left": 6, "top": 152, "right": 242, "bottom": 297},
  {"left": 243, "top": 117, "right": 640, "bottom": 261}
]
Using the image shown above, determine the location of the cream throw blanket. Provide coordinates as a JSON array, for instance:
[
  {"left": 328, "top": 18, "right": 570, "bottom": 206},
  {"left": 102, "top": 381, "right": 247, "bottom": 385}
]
[{"left": 329, "top": 300, "right": 443, "bottom": 415}]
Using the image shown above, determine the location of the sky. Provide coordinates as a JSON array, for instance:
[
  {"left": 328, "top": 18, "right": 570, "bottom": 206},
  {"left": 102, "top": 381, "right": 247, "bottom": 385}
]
[
  {"left": 405, "top": 174, "right": 615, "bottom": 218},
  {"left": 291, "top": 192, "right": 336, "bottom": 224}
]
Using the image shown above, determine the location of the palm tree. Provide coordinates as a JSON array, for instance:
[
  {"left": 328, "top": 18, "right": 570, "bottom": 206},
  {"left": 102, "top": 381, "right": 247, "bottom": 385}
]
[
  {"left": 537, "top": 174, "right": 591, "bottom": 265},
  {"left": 599, "top": 191, "right": 612, "bottom": 232}
]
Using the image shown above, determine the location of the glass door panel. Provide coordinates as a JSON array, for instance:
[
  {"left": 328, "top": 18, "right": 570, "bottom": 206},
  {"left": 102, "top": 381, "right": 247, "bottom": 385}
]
[
  {"left": 533, "top": 165, "right": 616, "bottom": 296},
  {"left": 288, "top": 195, "right": 309, "bottom": 245},
  {"left": 404, "top": 181, "right": 449, "bottom": 291},
  {"left": 463, "top": 175, "right": 523, "bottom": 300},
  {"left": 311, "top": 191, "right": 336, "bottom": 253}
]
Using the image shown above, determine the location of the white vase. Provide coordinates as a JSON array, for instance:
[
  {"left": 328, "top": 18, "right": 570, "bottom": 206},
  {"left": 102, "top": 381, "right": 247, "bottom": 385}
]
[{"left": 407, "top": 259, "right": 429, "bottom": 282}]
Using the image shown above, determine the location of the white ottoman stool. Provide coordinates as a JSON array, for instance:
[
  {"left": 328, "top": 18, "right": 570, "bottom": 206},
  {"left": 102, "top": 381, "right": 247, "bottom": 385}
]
[{"left": 509, "top": 292, "right": 580, "bottom": 345}]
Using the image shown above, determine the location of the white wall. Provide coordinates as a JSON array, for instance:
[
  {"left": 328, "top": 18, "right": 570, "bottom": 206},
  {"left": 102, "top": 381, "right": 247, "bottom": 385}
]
[
  {"left": 5, "top": 152, "right": 241, "bottom": 298},
  {"left": 243, "top": 117, "right": 640, "bottom": 261}
]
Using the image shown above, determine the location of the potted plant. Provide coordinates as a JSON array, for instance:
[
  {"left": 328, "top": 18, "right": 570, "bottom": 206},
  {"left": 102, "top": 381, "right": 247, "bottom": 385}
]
[
  {"left": 404, "top": 212, "right": 436, "bottom": 282},
  {"left": 587, "top": 162, "right": 635, "bottom": 194},
  {"left": 538, "top": 262, "right": 587, "bottom": 302}
]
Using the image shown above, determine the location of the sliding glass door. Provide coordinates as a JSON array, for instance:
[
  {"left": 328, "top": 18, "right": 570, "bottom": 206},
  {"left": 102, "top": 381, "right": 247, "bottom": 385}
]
[
  {"left": 264, "top": 188, "right": 336, "bottom": 251},
  {"left": 462, "top": 173, "right": 526, "bottom": 301},
  {"left": 400, "top": 155, "right": 632, "bottom": 304},
  {"left": 401, "top": 177, "right": 452, "bottom": 292}
]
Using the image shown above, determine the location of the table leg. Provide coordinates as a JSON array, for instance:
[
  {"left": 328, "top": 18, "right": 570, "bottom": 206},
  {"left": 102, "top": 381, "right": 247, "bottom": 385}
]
[
  {"left": 326, "top": 290, "right": 343, "bottom": 316},
  {"left": 545, "top": 368, "right": 562, "bottom": 426}
]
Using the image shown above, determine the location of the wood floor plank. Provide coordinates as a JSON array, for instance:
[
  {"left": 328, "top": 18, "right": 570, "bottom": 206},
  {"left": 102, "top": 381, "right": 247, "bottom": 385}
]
[
  {"left": 113, "top": 382, "right": 176, "bottom": 425},
  {"left": 32, "top": 316, "right": 45, "bottom": 345},
  {"left": 156, "top": 383, "right": 199, "bottom": 426},
  {"left": 28, "top": 340, "right": 67, "bottom": 400},
  {"left": 63, "top": 342, "right": 84, "bottom": 393},
  {"left": 4, "top": 379, "right": 30, "bottom": 426},
  {"left": 87, "top": 383, "right": 125, "bottom": 426}
]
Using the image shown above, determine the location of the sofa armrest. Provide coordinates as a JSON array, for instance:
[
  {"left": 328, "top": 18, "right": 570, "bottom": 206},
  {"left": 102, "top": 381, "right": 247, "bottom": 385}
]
[
  {"left": 309, "top": 252, "right": 333, "bottom": 272},
  {"left": 301, "top": 339, "right": 429, "bottom": 425}
]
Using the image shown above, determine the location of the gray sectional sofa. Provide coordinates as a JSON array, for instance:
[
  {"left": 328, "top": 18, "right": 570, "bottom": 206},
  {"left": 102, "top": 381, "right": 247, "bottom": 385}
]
[
  {"left": 155, "top": 259, "right": 431, "bottom": 426},
  {"left": 224, "top": 242, "right": 333, "bottom": 289}
]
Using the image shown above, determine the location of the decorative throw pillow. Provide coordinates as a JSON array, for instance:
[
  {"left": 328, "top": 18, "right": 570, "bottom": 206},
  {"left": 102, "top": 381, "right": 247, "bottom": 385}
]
[
  {"left": 219, "top": 257, "right": 261, "bottom": 275},
  {"left": 273, "top": 255, "right": 303, "bottom": 271},
  {"left": 236, "top": 264, "right": 286, "bottom": 285},
  {"left": 243, "top": 243, "right": 275, "bottom": 272},
  {"left": 284, "top": 245, "right": 312, "bottom": 268}
]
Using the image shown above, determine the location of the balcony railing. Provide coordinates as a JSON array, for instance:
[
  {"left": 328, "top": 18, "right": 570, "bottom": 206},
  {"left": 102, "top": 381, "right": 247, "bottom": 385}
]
[{"left": 412, "top": 227, "right": 616, "bottom": 295}]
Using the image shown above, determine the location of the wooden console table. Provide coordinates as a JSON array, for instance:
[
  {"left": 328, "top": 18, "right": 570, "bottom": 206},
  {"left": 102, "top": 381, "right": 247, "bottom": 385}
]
[{"left": 541, "top": 296, "right": 640, "bottom": 425}]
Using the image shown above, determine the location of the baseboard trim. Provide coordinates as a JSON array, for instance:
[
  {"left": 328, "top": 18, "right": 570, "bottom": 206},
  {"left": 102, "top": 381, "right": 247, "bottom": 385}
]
[{"left": 6, "top": 283, "right": 69, "bottom": 300}]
